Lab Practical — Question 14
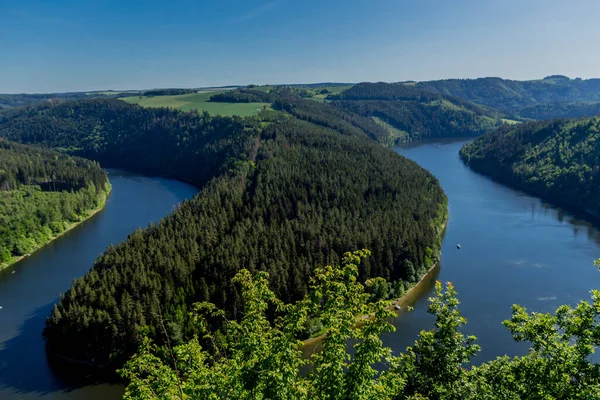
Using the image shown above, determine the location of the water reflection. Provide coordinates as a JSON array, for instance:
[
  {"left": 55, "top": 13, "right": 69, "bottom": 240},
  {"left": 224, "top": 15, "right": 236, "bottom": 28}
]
[{"left": 0, "top": 171, "right": 198, "bottom": 400}]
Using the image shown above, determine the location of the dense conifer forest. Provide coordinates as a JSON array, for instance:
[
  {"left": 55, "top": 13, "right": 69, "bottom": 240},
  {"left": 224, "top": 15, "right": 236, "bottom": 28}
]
[
  {"left": 0, "top": 98, "right": 447, "bottom": 370},
  {"left": 416, "top": 76, "right": 600, "bottom": 117},
  {"left": 0, "top": 139, "right": 109, "bottom": 267},
  {"left": 460, "top": 116, "right": 600, "bottom": 216},
  {"left": 328, "top": 82, "right": 503, "bottom": 142}
]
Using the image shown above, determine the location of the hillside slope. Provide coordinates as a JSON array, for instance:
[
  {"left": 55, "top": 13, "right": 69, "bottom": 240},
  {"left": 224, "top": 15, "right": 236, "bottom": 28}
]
[
  {"left": 0, "top": 99, "right": 447, "bottom": 370},
  {"left": 460, "top": 116, "right": 600, "bottom": 216},
  {"left": 0, "top": 139, "right": 109, "bottom": 268},
  {"left": 329, "top": 82, "right": 503, "bottom": 142},
  {"left": 417, "top": 76, "right": 600, "bottom": 117}
]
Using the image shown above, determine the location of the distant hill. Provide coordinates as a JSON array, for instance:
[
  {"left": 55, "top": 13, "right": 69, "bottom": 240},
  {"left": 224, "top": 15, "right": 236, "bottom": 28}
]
[
  {"left": 415, "top": 76, "right": 600, "bottom": 117},
  {"left": 517, "top": 101, "right": 600, "bottom": 120},
  {"left": 460, "top": 116, "right": 600, "bottom": 217},
  {"left": 0, "top": 91, "right": 137, "bottom": 110},
  {"left": 328, "top": 82, "right": 503, "bottom": 142}
]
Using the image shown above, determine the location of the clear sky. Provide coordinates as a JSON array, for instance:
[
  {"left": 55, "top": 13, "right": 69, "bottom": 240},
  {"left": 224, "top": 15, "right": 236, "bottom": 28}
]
[{"left": 1, "top": 0, "right": 599, "bottom": 93}]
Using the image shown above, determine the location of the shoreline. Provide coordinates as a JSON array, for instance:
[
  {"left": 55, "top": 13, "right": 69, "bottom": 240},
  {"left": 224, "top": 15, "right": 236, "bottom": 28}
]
[
  {"left": 0, "top": 184, "right": 112, "bottom": 272},
  {"left": 462, "top": 161, "right": 600, "bottom": 224},
  {"left": 301, "top": 221, "right": 447, "bottom": 350}
]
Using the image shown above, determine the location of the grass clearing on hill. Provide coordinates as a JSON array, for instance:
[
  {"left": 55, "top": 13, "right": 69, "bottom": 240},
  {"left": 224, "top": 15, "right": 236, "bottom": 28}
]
[{"left": 120, "top": 92, "right": 271, "bottom": 116}]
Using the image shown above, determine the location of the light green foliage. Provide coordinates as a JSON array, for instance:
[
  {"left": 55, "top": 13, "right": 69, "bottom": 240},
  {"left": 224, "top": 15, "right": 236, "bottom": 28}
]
[
  {"left": 397, "top": 281, "right": 480, "bottom": 399},
  {"left": 0, "top": 140, "right": 110, "bottom": 268},
  {"left": 120, "top": 92, "right": 272, "bottom": 116},
  {"left": 122, "top": 257, "right": 600, "bottom": 399},
  {"left": 0, "top": 184, "right": 109, "bottom": 266},
  {"left": 121, "top": 250, "right": 404, "bottom": 400}
]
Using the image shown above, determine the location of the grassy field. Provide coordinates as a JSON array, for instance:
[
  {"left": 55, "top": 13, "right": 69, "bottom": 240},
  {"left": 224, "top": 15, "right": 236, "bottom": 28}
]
[{"left": 120, "top": 92, "right": 271, "bottom": 117}]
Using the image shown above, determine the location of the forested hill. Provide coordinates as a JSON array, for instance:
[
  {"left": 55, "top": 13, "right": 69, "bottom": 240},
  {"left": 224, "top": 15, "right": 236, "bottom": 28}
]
[
  {"left": 460, "top": 116, "right": 600, "bottom": 216},
  {"left": 416, "top": 76, "right": 600, "bottom": 117},
  {"left": 0, "top": 139, "right": 109, "bottom": 267},
  {"left": 328, "top": 82, "right": 503, "bottom": 142},
  {"left": 0, "top": 99, "right": 447, "bottom": 370},
  {"left": 0, "top": 99, "right": 255, "bottom": 187}
]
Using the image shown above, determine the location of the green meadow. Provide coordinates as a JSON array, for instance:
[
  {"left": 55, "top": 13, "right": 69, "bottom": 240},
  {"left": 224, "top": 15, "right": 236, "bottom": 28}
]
[{"left": 120, "top": 92, "right": 271, "bottom": 117}]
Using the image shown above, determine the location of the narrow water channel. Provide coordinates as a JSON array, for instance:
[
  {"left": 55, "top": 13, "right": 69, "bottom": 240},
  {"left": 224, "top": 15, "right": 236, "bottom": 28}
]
[{"left": 0, "top": 170, "right": 198, "bottom": 400}]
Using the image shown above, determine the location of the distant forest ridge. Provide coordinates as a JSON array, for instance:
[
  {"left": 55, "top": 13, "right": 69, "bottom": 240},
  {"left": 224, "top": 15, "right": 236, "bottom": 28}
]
[
  {"left": 414, "top": 75, "right": 600, "bottom": 118},
  {"left": 4, "top": 76, "right": 600, "bottom": 120}
]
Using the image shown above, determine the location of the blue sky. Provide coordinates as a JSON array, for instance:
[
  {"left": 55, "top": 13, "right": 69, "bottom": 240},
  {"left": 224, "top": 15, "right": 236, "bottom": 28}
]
[{"left": 1, "top": 0, "right": 599, "bottom": 93}]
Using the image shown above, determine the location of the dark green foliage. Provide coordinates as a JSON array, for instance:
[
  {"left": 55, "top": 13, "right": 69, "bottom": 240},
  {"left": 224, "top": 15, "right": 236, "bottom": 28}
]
[
  {"left": 0, "top": 93, "right": 85, "bottom": 109},
  {"left": 329, "top": 83, "right": 502, "bottom": 142},
  {"left": 142, "top": 89, "right": 196, "bottom": 96},
  {"left": 210, "top": 89, "right": 275, "bottom": 103},
  {"left": 273, "top": 98, "right": 390, "bottom": 143},
  {"left": 0, "top": 139, "right": 109, "bottom": 266},
  {"left": 209, "top": 87, "right": 308, "bottom": 103},
  {"left": 0, "top": 99, "right": 257, "bottom": 186},
  {"left": 0, "top": 99, "right": 446, "bottom": 371},
  {"left": 460, "top": 116, "right": 600, "bottom": 216},
  {"left": 417, "top": 77, "right": 600, "bottom": 115},
  {"left": 0, "top": 139, "right": 106, "bottom": 191},
  {"left": 518, "top": 101, "right": 600, "bottom": 120}
]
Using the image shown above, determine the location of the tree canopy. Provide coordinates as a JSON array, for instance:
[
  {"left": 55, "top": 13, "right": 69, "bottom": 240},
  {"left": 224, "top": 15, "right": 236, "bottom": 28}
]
[
  {"left": 0, "top": 98, "right": 447, "bottom": 371},
  {"left": 121, "top": 253, "right": 600, "bottom": 400},
  {"left": 0, "top": 139, "right": 109, "bottom": 267},
  {"left": 460, "top": 116, "right": 600, "bottom": 217},
  {"left": 416, "top": 76, "right": 600, "bottom": 117}
]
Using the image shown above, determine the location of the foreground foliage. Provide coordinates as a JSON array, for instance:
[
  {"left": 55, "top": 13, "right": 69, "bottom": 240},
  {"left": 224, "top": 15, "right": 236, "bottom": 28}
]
[
  {"left": 0, "top": 139, "right": 109, "bottom": 267},
  {"left": 121, "top": 254, "right": 600, "bottom": 400},
  {"left": 460, "top": 116, "right": 600, "bottom": 216}
]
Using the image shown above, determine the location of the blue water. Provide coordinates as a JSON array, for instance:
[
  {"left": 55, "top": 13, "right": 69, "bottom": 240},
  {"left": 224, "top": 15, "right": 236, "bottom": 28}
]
[
  {"left": 2, "top": 140, "right": 600, "bottom": 399},
  {"left": 387, "top": 139, "right": 600, "bottom": 362},
  {"left": 0, "top": 170, "right": 198, "bottom": 400}
]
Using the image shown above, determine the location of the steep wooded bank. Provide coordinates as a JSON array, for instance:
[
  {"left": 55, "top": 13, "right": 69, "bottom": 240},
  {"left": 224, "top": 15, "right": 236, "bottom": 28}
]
[
  {"left": 0, "top": 139, "right": 110, "bottom": 267},
  {"left": 0, "top": 99, "right": 256, "bottom": 187},
  {"left": 416, "top": 76, "right": 600, "bottom": 118},
  {"left": 328, "top": 82, "right": 503, "bottom": 142},
  {"left": 460, "top": 116, "right": 600, "bottom": 217},
  {"left": 0, "top": 99, "right": 447, "bottom": 370}
]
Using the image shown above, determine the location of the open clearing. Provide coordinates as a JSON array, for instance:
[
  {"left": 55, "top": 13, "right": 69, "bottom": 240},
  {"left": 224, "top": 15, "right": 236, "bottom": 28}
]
[{"left": 120, "top": 92, "right": 271, "bottom": 117}]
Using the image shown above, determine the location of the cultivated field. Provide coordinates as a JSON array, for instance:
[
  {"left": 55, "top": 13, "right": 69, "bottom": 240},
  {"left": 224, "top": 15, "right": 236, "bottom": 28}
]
[{"left": 120, "top": 92, "right": 271, "bottom": 116}]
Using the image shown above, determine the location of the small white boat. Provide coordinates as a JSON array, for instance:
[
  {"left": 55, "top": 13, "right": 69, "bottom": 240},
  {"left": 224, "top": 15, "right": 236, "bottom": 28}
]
[
  {"left": 457, "top": 244, "right": 461, "bottom": 249},
  {"left": 394, "top": 304, "right": 401, "bottom": 310},
  {"left": 0, "top": 306, "right": 3, "bottom": 310}
]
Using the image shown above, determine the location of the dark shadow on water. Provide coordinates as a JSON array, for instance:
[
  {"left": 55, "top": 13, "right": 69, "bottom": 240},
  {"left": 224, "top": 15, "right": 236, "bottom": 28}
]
[{"left": 0, "top": 302, "right": 118, "bottom": 397}]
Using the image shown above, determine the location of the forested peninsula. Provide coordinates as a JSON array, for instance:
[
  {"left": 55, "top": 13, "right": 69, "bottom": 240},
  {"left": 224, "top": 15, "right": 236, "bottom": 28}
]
[
  {"left": 0, "top": 97, "right": 447, "bottom": 370},
  {"left": 460, "top": 116, "right": 600, "bottom": 217},
  {"left": 0, "top": 139, "right": 110, "bottom": 269}
]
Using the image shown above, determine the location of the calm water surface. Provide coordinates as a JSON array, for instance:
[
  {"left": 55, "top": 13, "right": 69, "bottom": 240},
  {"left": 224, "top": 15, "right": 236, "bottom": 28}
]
[
  {"left": 2, "top": 140, "right": 600, "bottom": 399},
  {"left": 388, "top": 139, "right": 600, "bottom": 362},
  {"left": 0, "top": 170, "right": 198, "bottom": 399}
]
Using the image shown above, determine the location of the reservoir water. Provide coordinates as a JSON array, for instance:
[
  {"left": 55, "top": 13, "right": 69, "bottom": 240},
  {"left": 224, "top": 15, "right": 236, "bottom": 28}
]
[
  {"left": 0, "top": 170, "right": 198, "bottom": 399},
  {"left": 388, "top": 139, "right": 600, "bottom": 363},
  {"left": 1, "top": 139, "right": 600, "bottom": 399}
]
